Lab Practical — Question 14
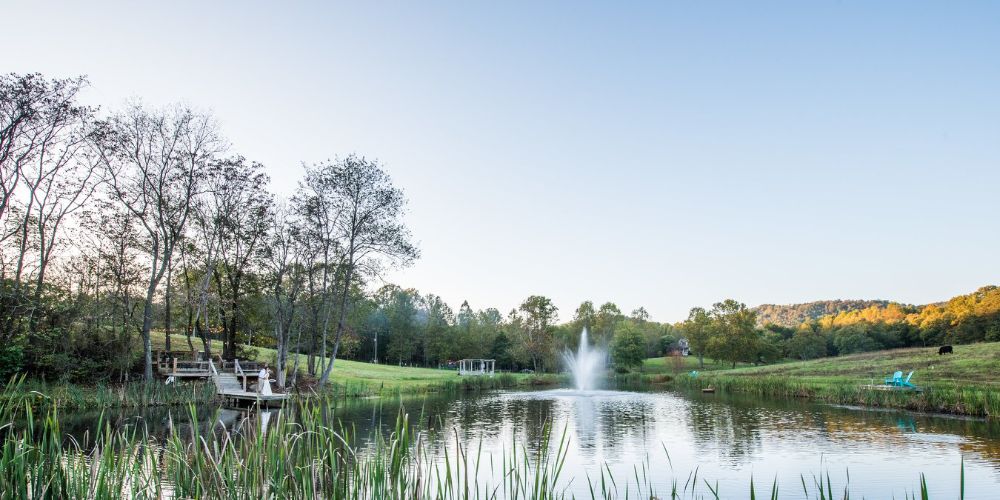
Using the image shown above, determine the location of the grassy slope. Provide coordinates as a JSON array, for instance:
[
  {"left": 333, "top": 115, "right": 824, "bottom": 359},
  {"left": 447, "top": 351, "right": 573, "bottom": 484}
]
[
  {"left": 151, "top": 332, "right": 551, "bottom": 393},
  {"left": 649, "top": 343, "right": 1000, "bottom": 417},
  {"left": 695, "top": 343, "right": 1000, "bottom": 389}
]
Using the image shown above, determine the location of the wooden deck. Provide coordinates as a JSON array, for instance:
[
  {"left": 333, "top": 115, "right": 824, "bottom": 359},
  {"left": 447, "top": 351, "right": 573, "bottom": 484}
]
[
  {"left": 158, "top": 352, "right": 289, "bottom": 407},
  {"left": 861, "top": 384, "right": 923, "bottom": 392},
  {"left": 208, "top": 359, "right": 289, "bottom": 407}
]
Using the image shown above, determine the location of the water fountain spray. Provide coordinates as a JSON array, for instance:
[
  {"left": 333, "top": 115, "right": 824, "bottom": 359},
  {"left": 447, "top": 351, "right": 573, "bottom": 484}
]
[{"left": 561, "top": 327, "right": 607, "bottom": 391}]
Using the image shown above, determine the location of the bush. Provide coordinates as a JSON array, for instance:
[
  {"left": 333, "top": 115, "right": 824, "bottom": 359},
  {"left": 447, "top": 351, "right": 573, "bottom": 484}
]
[{"left": 0, "top": 344, "right": 24, "bottom": 381}]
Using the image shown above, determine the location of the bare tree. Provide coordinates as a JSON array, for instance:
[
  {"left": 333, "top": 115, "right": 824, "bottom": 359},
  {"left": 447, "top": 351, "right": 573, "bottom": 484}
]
[
  {"left": 83, "top": 202, "right": 145, "bottom": 380},
  {"left": 0, "top": 73, "right": 96, "bottom": 341},
  {"left": 93, "top": 103, "right": 223, "bottom": 381},
  {"left": 316, "top": 155, "right": 418, "bottom": 388},
  {"left": 209, "top": 157, "right": 273, "bottom": 360},
  {"left": 293, "top": 164, "right": 344, "bottom": 376},
  {"left": 263, "top": 202, "right": 305, "bottom": 388},
  {"left": 0, "top": 74, "right": 89, "bottom": 228}
]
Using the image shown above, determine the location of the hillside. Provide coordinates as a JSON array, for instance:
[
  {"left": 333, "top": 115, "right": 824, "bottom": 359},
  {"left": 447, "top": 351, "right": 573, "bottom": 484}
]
[
  {"left": 675, "top": 342, "right": 1000, "bottom": 417},
  {"left": 754, "top": 299, "right": 893, "bottom": 327}
]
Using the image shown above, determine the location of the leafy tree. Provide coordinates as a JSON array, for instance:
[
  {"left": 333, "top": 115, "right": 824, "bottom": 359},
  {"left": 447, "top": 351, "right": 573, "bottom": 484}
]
[
  {"left": 706, "top": 299, "right": 759, "bottom": 368},
  {"left": 658, "top": 333, "right": 678, "bottom": 355},
  {"left": 422, "top": 294, "right": 454, "bottom": 365},
  {"left": 630, "top": 307, "right": 650, "bottom": 322},
  {"left": 490, "top": 331, "right": 514, "bottom": 370},
  {"left": 682, "top": 307, "right": 712, "bottom": 368},
  {"left": 611, "top": 323, "right": 645, "bottom": 370},
  {"left": 315, "top": 156, "right": 419, "bottom": 387},
  {"left": 573, "top": 300, "right": 595, "bottom": 329},
  {"left": 514, "top": 295, "right": 558, "bottom": 371},
  {"left": 832, "top": 324, "right": 881, "bottom": 355},
  {"left": 210, "top": 157, "right": 273, "bottom": 360},
  {"left": 385, "top": 288, "right": 420, "bottom": 364},
  {"left": 757, "top": 330, "right": 784, "bottom": 364},
  {"left": 592, "top": 302, "right": 623, "bottom": 344},
  {"left": 786, "top": 329, "right": 828, "bottom": 360}
]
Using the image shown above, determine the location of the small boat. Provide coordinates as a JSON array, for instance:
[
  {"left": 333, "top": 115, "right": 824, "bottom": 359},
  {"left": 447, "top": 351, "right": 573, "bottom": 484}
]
[{"left": 702, "top": 387, "right": 716, "bottom": 393}]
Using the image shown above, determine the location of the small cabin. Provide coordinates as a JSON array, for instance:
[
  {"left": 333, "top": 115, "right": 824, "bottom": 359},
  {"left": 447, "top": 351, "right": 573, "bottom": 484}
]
[{"left": 458, "top": 359, "right": 495, "bottom": 377}]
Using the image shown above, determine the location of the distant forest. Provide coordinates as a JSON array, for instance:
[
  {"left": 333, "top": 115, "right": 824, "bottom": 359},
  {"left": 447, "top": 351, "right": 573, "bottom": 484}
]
[{"left": 754, "top": 300, "right": 892, "bottom": 327}]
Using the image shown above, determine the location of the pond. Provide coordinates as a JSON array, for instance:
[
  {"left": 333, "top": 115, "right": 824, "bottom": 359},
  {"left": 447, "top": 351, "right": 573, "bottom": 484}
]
[{"left": 55, "top": 386, "right": 1000, "bottom": 499}]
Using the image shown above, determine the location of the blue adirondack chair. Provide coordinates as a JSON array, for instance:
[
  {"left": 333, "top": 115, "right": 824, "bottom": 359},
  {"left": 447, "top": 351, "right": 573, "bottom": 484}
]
[
  {"left": 884, "top": 370, "right": 903, "bottom": 386},
  {"left": 901, "top": 371, "right": 916, "bottom": 388}
]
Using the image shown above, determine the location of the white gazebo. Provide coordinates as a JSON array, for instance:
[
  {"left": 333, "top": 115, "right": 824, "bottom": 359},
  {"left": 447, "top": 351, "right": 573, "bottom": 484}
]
[{"left": 458, "top": 359, "right": 495, "bottom": 377}]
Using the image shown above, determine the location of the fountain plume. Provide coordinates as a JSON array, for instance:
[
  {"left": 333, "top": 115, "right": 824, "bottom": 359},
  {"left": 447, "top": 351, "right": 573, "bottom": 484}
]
[{"left": 562, "top": 327, "right": 606, "bottom": 391}]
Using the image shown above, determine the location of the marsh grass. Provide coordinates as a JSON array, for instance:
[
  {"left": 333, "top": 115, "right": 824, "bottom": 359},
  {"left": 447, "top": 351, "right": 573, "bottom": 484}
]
[
  {"left": 673, "top": 372, "right": 1000, "bottom": 418},
  {"left": 0, "top": 376, "right": 218, "bottom": 411},
  {"left": 0, "top": 378, "right": 971, "bottom": 500}
]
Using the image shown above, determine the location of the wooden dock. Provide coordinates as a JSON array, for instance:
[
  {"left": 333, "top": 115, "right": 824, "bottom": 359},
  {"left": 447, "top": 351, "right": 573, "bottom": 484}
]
[
  {"left": 208, "top": 359, "right": 289, "bottom": 407},
  {"left": 861, "top": 384, "right": 923, "bottom": 393},
  {"left": 157, "top": 352, "right": 289, "bottom": 407}
]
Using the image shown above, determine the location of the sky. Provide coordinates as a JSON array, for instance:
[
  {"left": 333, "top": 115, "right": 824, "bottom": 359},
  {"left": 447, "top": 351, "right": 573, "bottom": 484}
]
[{"left": 4, "top": 1, "right": 999, "bottom": 322}]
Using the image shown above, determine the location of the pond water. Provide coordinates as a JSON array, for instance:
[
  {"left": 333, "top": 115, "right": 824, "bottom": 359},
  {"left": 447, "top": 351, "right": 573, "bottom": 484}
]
[{"left": 58, "top": 388, "right": 1000, "bottom": 499}]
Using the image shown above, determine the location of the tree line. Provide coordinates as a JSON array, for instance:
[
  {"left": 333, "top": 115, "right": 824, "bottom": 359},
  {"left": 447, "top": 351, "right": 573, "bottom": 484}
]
[
  {"left": 6, "top": 73, "right": 997, "bottom": 387},
  {"left": 0, "top": 72, "right": 680, "bottom": 386},
  {"left": 0, "top": 73, "right": 417, "bottom": 387},
  {"left": 675, "top": 286, "right": 1000, "bottom": 367}
]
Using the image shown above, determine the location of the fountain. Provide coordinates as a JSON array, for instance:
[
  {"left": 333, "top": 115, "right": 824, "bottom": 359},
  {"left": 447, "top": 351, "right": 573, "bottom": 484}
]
[{"left": 561, "top": 327, "right": 606, "bottom": 391}]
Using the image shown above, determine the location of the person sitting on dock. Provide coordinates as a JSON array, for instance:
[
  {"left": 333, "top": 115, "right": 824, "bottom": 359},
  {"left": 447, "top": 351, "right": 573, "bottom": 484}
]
[{"left": 257, "top": 364, "right": 272, "bottom": 396}]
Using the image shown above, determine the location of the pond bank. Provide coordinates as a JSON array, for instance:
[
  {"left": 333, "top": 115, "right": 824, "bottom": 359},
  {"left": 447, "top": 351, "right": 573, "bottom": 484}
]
[
  {"left": 669, "top": 372, "right": 1000, "bottom": 418},
  {"left": 1, "top": 372, "right": 565, "bottom": 410},
  {"left": 635, "top": 344, "right": 1000, "bottom": 418}
]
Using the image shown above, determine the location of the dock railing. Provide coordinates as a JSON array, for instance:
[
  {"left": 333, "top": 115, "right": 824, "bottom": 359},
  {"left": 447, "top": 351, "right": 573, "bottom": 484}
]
[
  {"left": 159, "top": 359, "right": 210, "bottom": 375},
  {"left": 234, "top": 359, "right": 247, "bottom": 392}
]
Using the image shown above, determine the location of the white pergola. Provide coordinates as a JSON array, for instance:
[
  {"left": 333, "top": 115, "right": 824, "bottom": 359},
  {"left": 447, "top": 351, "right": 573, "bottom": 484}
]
[{"left": 458, "top": 359, "right": 495, "bottom": 377}]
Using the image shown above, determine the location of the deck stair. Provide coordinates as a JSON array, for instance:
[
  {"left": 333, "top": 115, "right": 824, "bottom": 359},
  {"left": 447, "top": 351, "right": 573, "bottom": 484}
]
[
  {"left": 214, "top": 373, "right": 244, "bottom": 393},
  {"left": 208, "top": 359, "right": 289, "bottom": 407}
]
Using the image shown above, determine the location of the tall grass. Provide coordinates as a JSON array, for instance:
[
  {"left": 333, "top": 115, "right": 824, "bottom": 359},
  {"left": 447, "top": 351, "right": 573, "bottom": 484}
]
[
  {"left": 0, "top": 375, "right": 217, "bottom": 411},
  {"left": 673, "top": 373, "right": 1000, "bottom": 418},
  {"left": 0, "top": 380, "right": 969, "bottom": 499}
]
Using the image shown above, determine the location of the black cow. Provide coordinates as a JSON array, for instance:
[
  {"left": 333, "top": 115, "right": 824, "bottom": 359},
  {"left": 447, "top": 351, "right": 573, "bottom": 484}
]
[{"left": 938, "top": 345, "right": 953, "bottom": 355}]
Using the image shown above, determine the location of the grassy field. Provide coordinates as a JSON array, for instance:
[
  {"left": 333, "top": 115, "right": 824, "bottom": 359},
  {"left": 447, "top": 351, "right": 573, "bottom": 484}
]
[
  {"left": 151, "top": 332, "right": 559, "bottom": 395},
  {"left": 658, "top": 342, "right": 1000, "bottom": 417}
]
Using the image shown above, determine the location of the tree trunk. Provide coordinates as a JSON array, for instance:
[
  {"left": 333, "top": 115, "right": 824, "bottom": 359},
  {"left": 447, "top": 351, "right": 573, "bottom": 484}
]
[
  {"left": 317, "top": 259, "right": 354, "bottom": 388},
  {"left": 141, "top": 283, "right": 156, "bottom": 382},
  {"left": 165, "top": 263, "right": 172, "bottom": 352},
  {"left": 139, "top": 241, "right": 164, "bottom": 382},
  {"left": 289, "top": 325, "right": 303, "bottom": 387}
]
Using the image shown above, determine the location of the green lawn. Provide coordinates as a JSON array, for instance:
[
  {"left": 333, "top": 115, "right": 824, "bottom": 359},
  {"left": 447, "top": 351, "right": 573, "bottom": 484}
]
[
  {"left": 641, "top": 354, "right": 742, "bottom": 374},
  {"left": 655, "top": 342, "right": 1000, "bottom": 417},
  {"left": 151, "top": 332, "right": 547, "bottom": 392},
  {"left": 708, "top": 343, "right": 1000, "bottom": 389}
]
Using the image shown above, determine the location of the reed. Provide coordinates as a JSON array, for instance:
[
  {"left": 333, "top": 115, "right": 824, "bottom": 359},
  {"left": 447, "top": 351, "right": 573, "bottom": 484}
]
[
  {"left": 0, "top": 382, "right": 969, "bottom": 500},
  {"left": 672, "top": 372, "right": 1000, "bottom": 418},
  {"left": 0, "top": 376, "right": 218, "bottom": 411}
]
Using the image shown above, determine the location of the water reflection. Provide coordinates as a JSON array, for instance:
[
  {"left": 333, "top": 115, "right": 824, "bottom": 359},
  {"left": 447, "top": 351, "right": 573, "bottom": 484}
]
[{"left": 42, "top": 389, "right": 1000, "bottom": 499}]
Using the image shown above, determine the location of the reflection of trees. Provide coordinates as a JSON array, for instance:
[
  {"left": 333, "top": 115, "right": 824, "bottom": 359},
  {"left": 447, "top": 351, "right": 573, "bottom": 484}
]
[
  {"left": 596, "top": 397, "right": 656, "bottom": 452},
  {"left": 684, "top": 394, "right": 764, "bottom": 464}
]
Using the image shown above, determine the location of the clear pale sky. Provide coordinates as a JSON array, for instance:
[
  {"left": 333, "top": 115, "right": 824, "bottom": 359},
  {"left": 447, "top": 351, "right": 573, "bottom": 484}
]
[{"left": 4, "top": 1, "right": 998, "bottom": 322}]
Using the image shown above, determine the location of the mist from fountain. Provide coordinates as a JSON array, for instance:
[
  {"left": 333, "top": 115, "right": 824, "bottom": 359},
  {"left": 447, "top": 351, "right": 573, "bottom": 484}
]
[{"left": 561, "top": 327, "right": 607, "bottom": 391}]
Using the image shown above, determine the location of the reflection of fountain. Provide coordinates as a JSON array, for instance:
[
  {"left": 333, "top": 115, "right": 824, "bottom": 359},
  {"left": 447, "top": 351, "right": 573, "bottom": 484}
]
[{"left": 562, "top": 327, "right": 606, "bottom": 391}]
